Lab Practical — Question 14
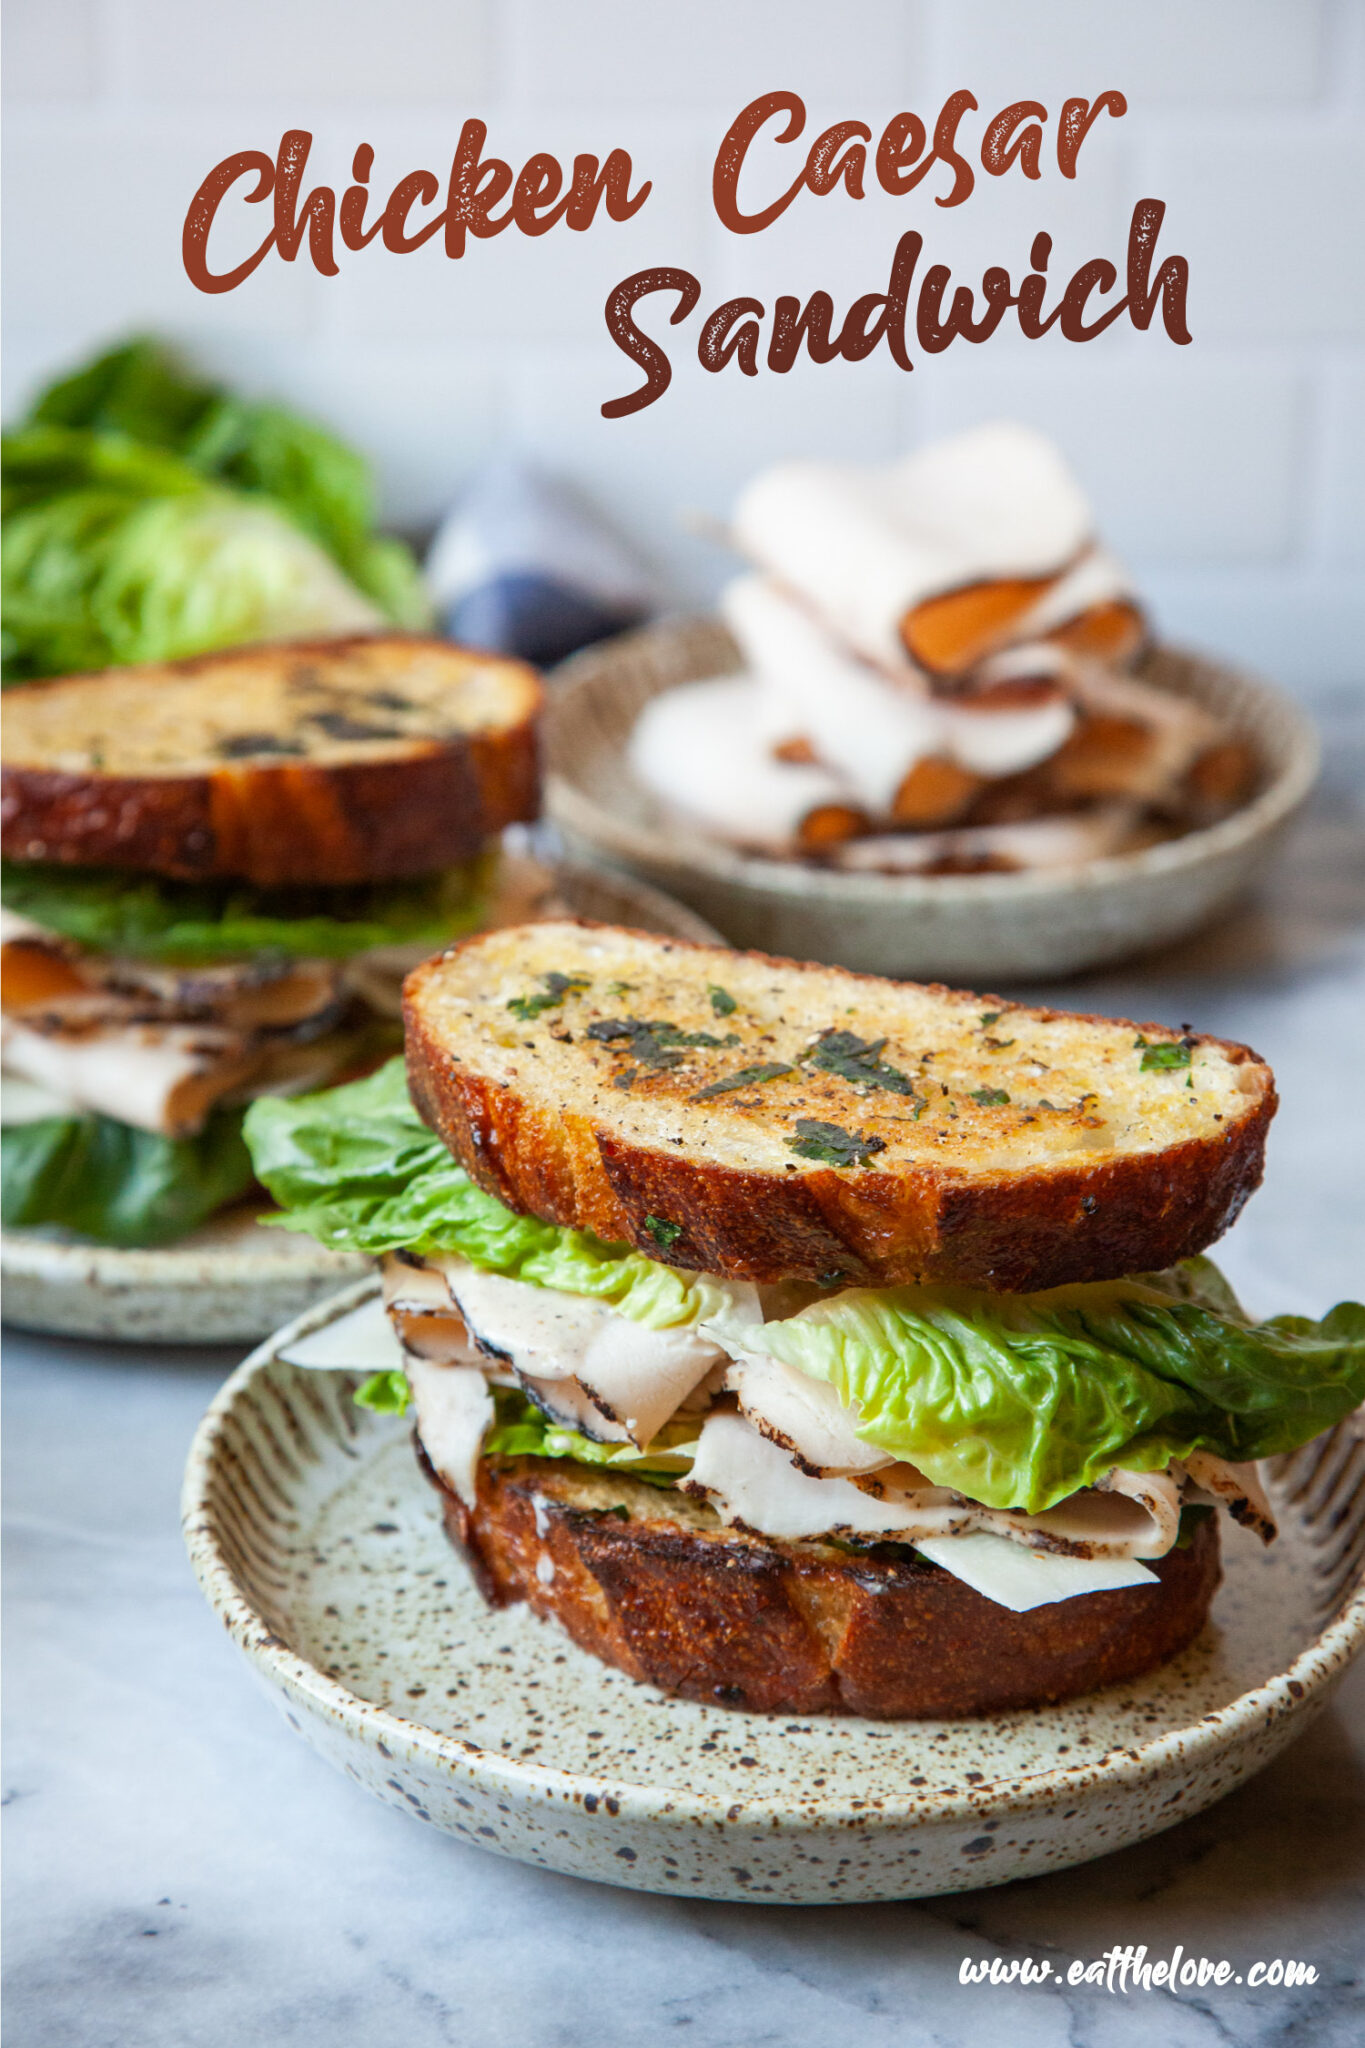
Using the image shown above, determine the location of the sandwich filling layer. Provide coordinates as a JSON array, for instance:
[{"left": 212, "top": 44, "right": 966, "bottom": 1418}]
[
  {"left": 253, "top": 1060, "right": 1364, "bottom": 1613},
  {"left": 0, "top": 858, "right": 489, "bottom": 1244}
]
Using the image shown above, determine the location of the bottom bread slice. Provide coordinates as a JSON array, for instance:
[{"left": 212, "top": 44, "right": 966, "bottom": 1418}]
[{"left": 423, "top": 1450, "right": 1222, "bottom": 1719}]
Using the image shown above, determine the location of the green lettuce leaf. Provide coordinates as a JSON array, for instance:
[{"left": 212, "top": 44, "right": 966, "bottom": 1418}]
[
  {"left": 243, "top": 1063, "right": 1365, "bottom": 1507},
  {"left": 1, "top": 856, "right": 488, "bottom": 964},
  {"left": 484, "top": 1390, "right": 694, "bottom": 1482},
  {"left": 244, "top": 1059, "right": 736, "bottom": 1330},
  {"left": 354, "top": 1369, "right": 413, "bottom": 1416},
  {"left": 2, "top": 339, "right": 429, "bottom": 681},
  {"left": 740, "top": 1274, "right": 1365, "bottom": 1514},
  {"left": 1, "top": 1105, "right": 254, "bottom": 1247}
]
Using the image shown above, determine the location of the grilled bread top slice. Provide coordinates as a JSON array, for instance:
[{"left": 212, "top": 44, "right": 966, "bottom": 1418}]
[
  {"left": 1, "top": 635, "right": 542, "bottom": 887},
  {"left": 403, "top": 921, "right": 1276, "bottom": 1292}
]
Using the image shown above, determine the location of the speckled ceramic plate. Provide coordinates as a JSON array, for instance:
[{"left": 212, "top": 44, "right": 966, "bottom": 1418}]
[
  {"left": 183, "top": 1282, "right": 1365, "bottom": 1903},
  {"left": 547, "top": 619, "right": 1320, "bottom": 980},
  {"left": 0, "top": 1207, "right": 370, "bottom": 1346},
  {"left": 2, "top": 859, "right": 720, "bottom": 1346}
]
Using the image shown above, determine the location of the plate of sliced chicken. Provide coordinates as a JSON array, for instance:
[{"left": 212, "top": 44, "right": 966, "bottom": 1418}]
[{"left": 548, "top": 424, "right": 1318, "bottom": 978}]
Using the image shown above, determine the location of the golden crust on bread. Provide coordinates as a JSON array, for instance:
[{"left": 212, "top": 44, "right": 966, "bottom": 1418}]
[
  {"left": 403, "top": 921, "right": 1275, "bottom": 1292},
  {"left": 430, "top": 1452, "right": 1221, "bottom": 1718},
  {"left": 0, "top": 636, "right": 542, "bottom": 886}
]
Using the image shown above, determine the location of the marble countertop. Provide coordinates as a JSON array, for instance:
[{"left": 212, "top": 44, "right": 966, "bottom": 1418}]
[{"left": 5, "top": 686, "right": 1364, "bottom": 2047}]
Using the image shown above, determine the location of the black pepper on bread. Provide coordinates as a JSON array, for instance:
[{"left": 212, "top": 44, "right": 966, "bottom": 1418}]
[
  {"left": 1, "top": 635, "right": 542, "bottom": 887},
  {"left": 402, "top": 921, "right": 1275, "bottom": 1291}
]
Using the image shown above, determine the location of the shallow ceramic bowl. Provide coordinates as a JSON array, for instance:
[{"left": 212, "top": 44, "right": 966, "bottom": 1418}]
[
  {"left": 547, "top": 619, "right": 1320, "bottom": 980},
  {"left": 1, "top": 859, "right": 720, "bottom": 1345},
  {"left": 183, "top": 1281, "right": 1365, "bottom": 1905}
]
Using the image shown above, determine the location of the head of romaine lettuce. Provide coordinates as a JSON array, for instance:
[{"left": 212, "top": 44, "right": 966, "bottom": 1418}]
[
  {"left": 2, "top": 339, "right": 429, "bottom": 682},
  {"left": 245, "top": 1059, "right": 1365, "bottom": 1511}
]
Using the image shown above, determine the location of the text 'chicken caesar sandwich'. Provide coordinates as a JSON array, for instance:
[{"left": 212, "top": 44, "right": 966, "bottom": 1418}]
[
  {"left": 245, "top": 923, "right": 1364, "bottom": 1719},
  {"left": 0, "top": 637, "right": 540, "bottom": 1248}
]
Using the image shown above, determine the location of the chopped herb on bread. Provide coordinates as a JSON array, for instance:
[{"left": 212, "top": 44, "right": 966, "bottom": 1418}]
[
  {"left": 1, "top": 635, "right": 542, "bottom": 887},
  {"left": 403, "top": 921, "right": 1275, "bottom": 1291}
]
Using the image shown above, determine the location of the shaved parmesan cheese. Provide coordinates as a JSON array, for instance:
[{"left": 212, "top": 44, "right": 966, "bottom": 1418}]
[
  {"left": 405, "top": 1357, "right": 493, "bottom": 1508},
  {"left": 913, "top": 1532, "right": 1158, "bottom": 1613},
  {"left": 279, "top": 1295, "right": 404, "bottom": 1373}
]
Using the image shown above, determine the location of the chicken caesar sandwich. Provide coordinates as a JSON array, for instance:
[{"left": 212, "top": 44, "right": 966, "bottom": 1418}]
[
  {"left": 1, "top": 637, "right": 540, "bottom": 1248},
  {"left": 244, "top": 923, "right": 1364, "bottom": 1717}
]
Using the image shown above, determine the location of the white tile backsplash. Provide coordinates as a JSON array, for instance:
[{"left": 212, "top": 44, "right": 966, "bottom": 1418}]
[
  {"left": 934, "top": 0, "right": 1328, "bottom": 109},
  {"left": 2, "top": 0, "right": 1362, "bottom": 691},
  {"left": 116, "top": 0, "right": 493, "bottom": 105},
  {"left": 504, "top": 0, "right": 927, "bottom": 111},
  {"left": 1320, "top": 363, "right": 1365, "bottom": 563},
  {"left": 2, "top": 0, "right": 99, "bottom": 101},
  {"left": 1146, "top": 130, "right": 1365, "bottom": 343},
  {"left": 917, "top": 357, "right": 1306, "bottom": 564}
]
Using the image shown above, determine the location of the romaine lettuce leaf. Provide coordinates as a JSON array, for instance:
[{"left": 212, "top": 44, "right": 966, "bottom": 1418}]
[
  {"left": 246, "top": 1063, "right": 1365, "bottom": 1504},
  {"left": 1, "top": 1104, "right": 254, "bottom": 1247},
  {"left": 741, "top": 1276, "right": 1365, "bottom": 1514},
  {"left": 1, "top": 855, "right": 488, "bottom": 964},
  {"left": 483, "top": 1390, "right": 694, "bottom": 1482},
  {"left": 244, "top": 1061, "right": 735, "bottom": 1330},
  {"left": 352, "top": 1373, "right": 692, "bottom": 1486}
]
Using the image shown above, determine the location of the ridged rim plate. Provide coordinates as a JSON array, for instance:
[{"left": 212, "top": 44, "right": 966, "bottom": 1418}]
[
  {"left": 184, "top": 1281, "right": 1365, "bottom": 1903},
  {"left": 1, "top": 858, "right": 721, "bottom": 1345}
]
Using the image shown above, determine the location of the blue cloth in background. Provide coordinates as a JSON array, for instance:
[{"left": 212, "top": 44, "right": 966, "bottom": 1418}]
[{"left": 426, "top": 458, "right": 657, "bottom": 670}]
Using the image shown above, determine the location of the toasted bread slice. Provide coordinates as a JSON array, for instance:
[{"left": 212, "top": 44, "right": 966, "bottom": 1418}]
[
  {"left": 403, "top": 922, "right": 1275, "bottom": 1291},
  {"left": 1, "top": 635, "right": 542, "bottom": 887},
  {"left": 431, "top": 1451, "right": 1221, "bottom": 1717}
]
